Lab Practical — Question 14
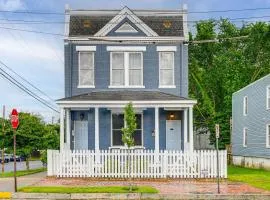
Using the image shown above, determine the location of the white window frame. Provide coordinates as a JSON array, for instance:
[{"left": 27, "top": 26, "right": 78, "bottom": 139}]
[
  {"left": 110, "top": 112, "right": 144, "bottom": 148},
  {"left": 109, "top": 52, "right": 144, "bottom": 88},
  {"left": 243, "top": 96, "right": 248, "bottom": 116},
  {"left": 158, "top": 51, "right": 175, "bottom": 88},
  {"left": 243, "top": 128, "right": 247, "bottom": 147},
  {"left": 266, "top": 124, "right": 270, "bottom": 148},
  {"left": 76, "top": 46, "right": 96, "bottom": 88},
  {"left": 267, "top": 85, "right": 270, "bottom": 110}
]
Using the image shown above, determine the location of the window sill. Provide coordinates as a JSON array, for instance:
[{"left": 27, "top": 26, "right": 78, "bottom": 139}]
[
  {"left": 159, "top": 85, "right": 176, "bottom": 89},
  {"left": 78, "top": 85, "right": 95, "bottom": 88},
  {"left": 108, "top": 85, "right": 145, "bottom": 89},
  {"left": 243, "top": 145, "right": 247, "bottom": 148}
]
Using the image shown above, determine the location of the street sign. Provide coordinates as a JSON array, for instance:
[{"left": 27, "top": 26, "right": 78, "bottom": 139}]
[
  {"left": 215, "top": 124, "right": 220, "bottom": 139},
  {"left": 11, "top": 109, "right": 19, "bottom": 130}
]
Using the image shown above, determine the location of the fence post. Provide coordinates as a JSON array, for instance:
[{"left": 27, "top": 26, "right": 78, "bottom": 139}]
[{"left": 47, "top": 150, "right": 52, "bottom": 176}]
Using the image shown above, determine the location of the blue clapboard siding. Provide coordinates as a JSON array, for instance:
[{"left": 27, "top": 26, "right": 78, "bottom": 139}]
[
  {"left": 232, "top": 74, "right": 270, "bottom": 158},
  {"left": 64, "top": 43, "right": 188, "bottom": 98}
]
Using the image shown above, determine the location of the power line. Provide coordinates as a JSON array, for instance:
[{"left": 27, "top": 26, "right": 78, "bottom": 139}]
[
  {"left": 0, "top": 64, "right": 59, "bottom": 113},
  {"left": 0, "top": 26, "right": 65, "bottom": 36},
  {"left": 0, "top": 60, "right": 56, "bottom": 102}
]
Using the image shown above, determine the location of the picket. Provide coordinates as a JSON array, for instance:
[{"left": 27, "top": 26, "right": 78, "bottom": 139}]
[{"left": 48, "top": 149, "right": 227, "bottom": 178}]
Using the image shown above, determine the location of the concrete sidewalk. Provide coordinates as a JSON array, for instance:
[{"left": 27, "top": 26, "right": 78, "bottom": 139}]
[
  {"left": 0, "top": 172, "right": 46, "bottom": 192},
  {"left": 11, "top": 193, "right": 270, "bottom": 200}
]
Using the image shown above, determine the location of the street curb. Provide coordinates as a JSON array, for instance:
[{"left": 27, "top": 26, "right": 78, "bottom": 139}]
[{"left": 11, "top": 193, "right": 270, "bottom": 200}]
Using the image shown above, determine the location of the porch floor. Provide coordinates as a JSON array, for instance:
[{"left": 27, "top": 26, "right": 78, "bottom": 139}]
[{"left": 35, "top": 178, "right": 269, "bottom": 195}]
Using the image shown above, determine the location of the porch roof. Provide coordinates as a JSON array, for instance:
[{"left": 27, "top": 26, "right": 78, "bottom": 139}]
[{"left": 57, "top": 91, "right": 197, "bottom": 108}]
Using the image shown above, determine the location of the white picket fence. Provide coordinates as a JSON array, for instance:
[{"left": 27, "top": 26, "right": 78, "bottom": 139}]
[{"left": 47, "top": 149, "right": 227, "bottom": 178}]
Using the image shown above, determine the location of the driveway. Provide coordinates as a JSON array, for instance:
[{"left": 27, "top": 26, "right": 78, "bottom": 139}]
[
  {"left": 0, "top": 161, "right": 43, "bottom": 172},
  {"left": 0, "top": 171, "right": 46, "bottom": 192}
]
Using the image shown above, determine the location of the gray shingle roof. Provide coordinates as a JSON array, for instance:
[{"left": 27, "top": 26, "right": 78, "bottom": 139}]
[
  {"left": 69, "top": 13, "right": 183, "bottom": 37},
  {"left": 58, "top": 91, "right": 189, "bottom": 101}
]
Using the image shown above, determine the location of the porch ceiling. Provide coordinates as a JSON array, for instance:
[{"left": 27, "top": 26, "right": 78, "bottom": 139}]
[{"left": 57, "top": 90, "right": 197, "bottom": 108}]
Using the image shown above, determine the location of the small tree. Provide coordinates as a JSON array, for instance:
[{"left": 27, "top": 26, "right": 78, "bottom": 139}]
[{"left": 121, "top": 102, "right": 137, "bottom": 191}]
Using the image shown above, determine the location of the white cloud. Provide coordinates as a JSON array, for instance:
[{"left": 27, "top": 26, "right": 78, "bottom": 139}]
[{"left": 0, "top": 0, "right": 25, "bottom": 11}]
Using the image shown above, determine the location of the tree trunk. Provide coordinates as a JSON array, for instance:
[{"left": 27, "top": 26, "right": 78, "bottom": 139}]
[
  {"left": 26, "top": 158, "right": 30, "bottom": 170},
  {"left": 128, "top": 148, "right": 132, "bottom": 192}
]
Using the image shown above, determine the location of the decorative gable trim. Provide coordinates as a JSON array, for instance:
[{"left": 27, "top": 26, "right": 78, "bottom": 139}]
[
  {"left": 95, "top": 7, "right": 158, "bottom": 37},
  {"left": 115, "top": 22, "right": 138, "bottom": 33}
]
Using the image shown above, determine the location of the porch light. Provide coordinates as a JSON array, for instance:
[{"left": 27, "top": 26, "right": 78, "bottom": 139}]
[{"left": 169, "top": 113, "right": 175, "bottom": 120}]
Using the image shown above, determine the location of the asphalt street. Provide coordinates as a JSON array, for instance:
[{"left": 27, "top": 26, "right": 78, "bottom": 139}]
[{"left": 0, "top": 161, "right": 43, "bottom": 172}]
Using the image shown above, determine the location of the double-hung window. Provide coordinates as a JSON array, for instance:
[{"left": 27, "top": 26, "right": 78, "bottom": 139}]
[
  {"left": 76, "top": 46, "right": 96, "bottom": 88},
  {"left": 267, "top": 86, "right": 270, "bottom": 110},
  {"left": 243, "top": 128, "right": 247, "bottom": 147},
  {"left": 108, "top": 46, "right": 145, "bottom": 88},
  {"left": 266, "top": 124, "right": 270, "bottom": 148},
  {"left": 157, "top": 46, "right": 176, "bottom": 88},
  {"left": 243, "top": 96, "right": 248, "bottom": 116},
  {"left": 112, "top": 114, "right": 143, "bottom": 147}
]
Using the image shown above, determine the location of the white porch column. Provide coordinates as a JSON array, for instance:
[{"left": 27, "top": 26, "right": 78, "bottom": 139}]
[
  {"left": 66, "top": 108, "right": 71, "bottom": 150},
  {"left": 95, "top": 107, "right": 99, "bottom": 151},
  {"left": 184, "top": 108, "right": 188, "bottom": 151},
  {"left": 60, "top": 108, "right": 65, "bottom": 151},
  {"left": 189, "top": 106, "right": 194, "bottom": 151},
  {"left": 155, "top": 107, "right": 159, "bottom": 153}
]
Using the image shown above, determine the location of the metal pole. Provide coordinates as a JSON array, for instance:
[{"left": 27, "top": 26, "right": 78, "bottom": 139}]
[
  {"left": 13, "top": 129, "right": 17, "bottom": 192},
  {"left": 216, "top": 137, "right": 220, "bottom": 194},
  {"left": 1, "top": 105, "right": 5, "bottom": 173}
]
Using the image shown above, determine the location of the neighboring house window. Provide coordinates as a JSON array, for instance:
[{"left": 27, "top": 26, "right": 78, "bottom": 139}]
[
  {"left": 243, "top": 96, "right": 248, "bottom": 116},
  {"left": 112, "top": 114, "right": 142, "bottom": 146},
  {"left": 267, "top": 86, "right": 270, "bottom": 110},
  {"left": 110, "top": 52, "right": 143, "bottom": 87},
  {"left": 267, "top": 124, "right": 270, "bottom": 148},
  {"left": 159, "top": 52, "right": 175, "bottom": 87},
  {"left": 243, "top": 128, "right": 247, "bottom": 147}
]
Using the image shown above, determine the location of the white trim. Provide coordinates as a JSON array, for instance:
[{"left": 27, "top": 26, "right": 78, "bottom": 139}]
[
  {"left": 76, "top": 46, "right": 96, "bottom": 51},
  {"left": 267, "top": 85, "right": 270, "bottom": 110},
  {"left": 156, "top": 46, "right": 177, "bottom": 52},
  {"left": 233, "top": 74, "right": 270, "bottom": 95},
  {"left": 60, "top": 108, "right": 65, "bottom": 151},
  {"left": 267, "top": 124, "right": 270, "bottom": 148},
  {"left": 243, "top": 127, "right": 247, "bottom": 147},
  {"left": 159, "top": 85, "right": 176, "bottom": 89},
  {"left": 184, "top": 109, "right": 188, "bottom": 144},
  {"left": 94, "top": 7, "right": 158, "bottom": 37},
  {"left": 111, "top": 112, "right": 144, "bottom": 147},
  {"left": 108, "top": 85, "right": 145, "bottom": 88},
  {"left": 189, "top": 107, "right": 194, "bottom": 151},
  {"left": 243, "top": 96, "right": 248, "bottom": 116},
  {"left": 64, "top": 6, "right": 70, "bottom": 37},
  {"left": 66, "top": 109, "right": 71, "bottom": 150},
  {"left": 115, "top": 22, "right": 138, "bottom": 33},
  {"left": 182, "top": 4, "right": 189, "bottom": 41},
  {"left": 159, "top": 51, "right": 175, "bottom": 88},
  {"left": 95, "top": 107, "right": 99, "bottom": 151},
  {"left": 107, "top": 46, "right": 146, "bottom": 52},
  {"left": 155, "top": 107, "right": 159, "bottom": 152},
  {"left": 78, "top": 51, "right": 95, "bottom": 88}
]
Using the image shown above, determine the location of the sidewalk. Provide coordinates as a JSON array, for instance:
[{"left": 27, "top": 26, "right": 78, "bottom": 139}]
[{"left": 0, "top": 171, "right": 46, "bottom": 192}]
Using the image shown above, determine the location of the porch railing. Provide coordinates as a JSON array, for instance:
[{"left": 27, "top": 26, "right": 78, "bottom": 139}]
[{"left": 47, "top": 149, "right": 227, "bottom": 178}]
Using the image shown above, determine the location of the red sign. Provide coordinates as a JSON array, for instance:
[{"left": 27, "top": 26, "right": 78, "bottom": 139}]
[{"left": 11, "top": 109, "right": 19, "bottom": 129}]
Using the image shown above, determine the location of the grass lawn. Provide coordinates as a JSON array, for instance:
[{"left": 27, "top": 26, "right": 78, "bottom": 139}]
[
  {"left": 228, "top": 165, "right": 270, "bottom": 191},
  {"left": 19, "top": 186, "right": 158, "bottom": 193},
  {"left": 0, "top": 168, "right": 46, "bottom": 178}
]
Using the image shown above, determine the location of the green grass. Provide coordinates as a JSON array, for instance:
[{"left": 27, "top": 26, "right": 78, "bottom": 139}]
[
  {"left": 0, "top": 168, "right": 46, "bottom": 178},
  {"left": 228, "top": 165, "right": 270, "bottom": 191},
  {"left": 18, "top": 186, "right": 158, "bottom": 194}
]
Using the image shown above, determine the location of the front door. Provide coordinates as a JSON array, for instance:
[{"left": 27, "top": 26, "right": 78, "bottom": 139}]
[
  {"left": 166, "top": 120, "right": 181, "bottom": 150},
  {"left": 74, "top": 121, "right": 88, "bottom": 150}
]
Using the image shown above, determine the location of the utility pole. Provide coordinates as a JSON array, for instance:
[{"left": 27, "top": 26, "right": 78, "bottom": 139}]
[{"left": 1, "top": 105, "right": 5, "bottom": 173}]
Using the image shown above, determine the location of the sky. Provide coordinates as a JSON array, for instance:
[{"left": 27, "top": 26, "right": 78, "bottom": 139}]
[{"left": 0, "top": 0, "right": 270, "bottom": 122}]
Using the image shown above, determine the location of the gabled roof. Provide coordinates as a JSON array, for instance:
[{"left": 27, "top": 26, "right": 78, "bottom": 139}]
[{"left": 66, "top": 6, "right": 187, "bottom": 38}]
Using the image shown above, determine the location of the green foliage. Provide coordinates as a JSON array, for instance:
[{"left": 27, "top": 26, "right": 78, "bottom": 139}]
[
  {"left": 121, "top": 102, "right": 137, "bottom": 148},
  {"left": 0, "top": 168, "right": 46, "bottom": 178},
  {"left": 190, "top": 20, "right": 270, "bottom": 148}
]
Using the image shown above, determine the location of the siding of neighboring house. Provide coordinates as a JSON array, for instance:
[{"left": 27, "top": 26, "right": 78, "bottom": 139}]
[
  {"left": 64, "top": 43, "right": 188, "bottom": 98},
  {"left": 232, "top": 75, "right": 270, "bottom": 168},
  {"left": 70, "top": 108, "right": 185, "bottom": 150}
]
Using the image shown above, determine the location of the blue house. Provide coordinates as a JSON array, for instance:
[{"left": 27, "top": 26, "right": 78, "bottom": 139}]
[
  {"left": 232, "top": 74, "right": 270, "bottom": 169},
  {"left": 57, "top": 5, "right": 197, "bottom": 153}
]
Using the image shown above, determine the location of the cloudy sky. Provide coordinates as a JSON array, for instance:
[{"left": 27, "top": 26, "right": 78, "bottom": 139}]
[{"left": 0, "top": 0, "right": 269, "bottom": 122}]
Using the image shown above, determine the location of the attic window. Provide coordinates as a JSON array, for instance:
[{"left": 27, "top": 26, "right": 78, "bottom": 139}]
[
  {"left": 83, "top": 20, "right": 91, "bottom": 28},
  {"left": 115, "top": 22, "right": 138, "bottom": 33}
]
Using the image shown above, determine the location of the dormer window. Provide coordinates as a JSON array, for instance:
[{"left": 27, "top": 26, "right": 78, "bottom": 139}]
[
  {"left": 76, "top": 46, "right": 96, "bottom": 88},
  {"left": 107, "top": 46, "right": 146, "bottom": 88}
]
